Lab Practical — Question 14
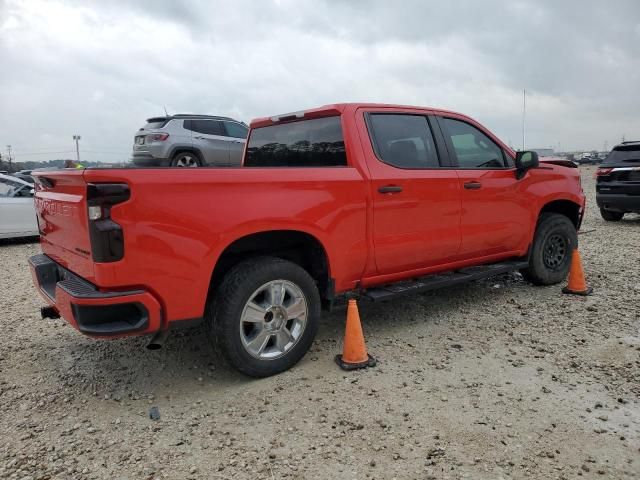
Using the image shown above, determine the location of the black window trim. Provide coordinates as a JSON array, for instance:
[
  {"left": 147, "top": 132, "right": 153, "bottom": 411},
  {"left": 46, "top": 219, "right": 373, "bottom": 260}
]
[
  {"left": 436, "top": 116, "right": 512, "bottom": 170},
  {"left": 364, "top": 112, "right": 448, "bottom": 170}
]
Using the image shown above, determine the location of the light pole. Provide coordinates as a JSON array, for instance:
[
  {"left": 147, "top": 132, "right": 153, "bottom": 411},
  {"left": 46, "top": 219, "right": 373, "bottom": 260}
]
[
  {"left": 6, "top": 145, "right": 12, "bottom": 172},
  {"left": 72, "top": 135, "right": 81, "bottom": 162},
  {"left": 522, "top": 89, "right": 526, "bottom": 151}
]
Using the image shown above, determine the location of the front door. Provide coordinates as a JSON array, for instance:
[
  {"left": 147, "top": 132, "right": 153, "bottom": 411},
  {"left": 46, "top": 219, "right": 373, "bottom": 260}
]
[
  {"left": 188, "top": 119, "right": 231, "bottom": 166},
  {"left": 437, "top": 116, "right": 530, "bottom": 259},
  {"left": 358, "top": 110, "right": 462, "bottom": 275},
  {"left": 222, "top": 120, "right": 248, "bottom": 165}
]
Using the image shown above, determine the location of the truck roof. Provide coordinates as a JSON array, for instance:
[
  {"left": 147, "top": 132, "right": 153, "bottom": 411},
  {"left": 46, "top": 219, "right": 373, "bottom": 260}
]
[{"left": 250, "top": 103, "right": 466, "bottom": 128}]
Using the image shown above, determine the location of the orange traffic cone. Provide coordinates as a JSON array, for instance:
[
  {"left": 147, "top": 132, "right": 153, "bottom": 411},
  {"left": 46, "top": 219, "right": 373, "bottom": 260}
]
[
  {"left": 562, "top": 248, "right": 593, "bottom": 296},
  {"left": 335, "top": 299, "right": 376, "bottom": 370}
]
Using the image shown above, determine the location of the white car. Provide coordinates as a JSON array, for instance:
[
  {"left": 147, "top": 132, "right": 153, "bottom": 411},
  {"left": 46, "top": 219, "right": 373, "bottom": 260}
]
[{"left": 0, "top": 173, "right": 39, "bottom": 239}]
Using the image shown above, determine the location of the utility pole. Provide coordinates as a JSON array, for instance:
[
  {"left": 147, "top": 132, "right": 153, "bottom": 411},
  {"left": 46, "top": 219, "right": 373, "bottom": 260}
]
[
  {"left": 6, "top": 145, "right": 12, "bottom": 172},
  {"left": 72, "top": 135, "right": 81, "bottom": 162},
  {"left": 522, "top": 89, "right": 526, "bottom": 151}
]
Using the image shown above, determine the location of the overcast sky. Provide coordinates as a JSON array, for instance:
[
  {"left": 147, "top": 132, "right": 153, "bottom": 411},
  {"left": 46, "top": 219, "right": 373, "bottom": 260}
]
[{"left": 1, "top": 0, "right": 639, "bottom": 163}]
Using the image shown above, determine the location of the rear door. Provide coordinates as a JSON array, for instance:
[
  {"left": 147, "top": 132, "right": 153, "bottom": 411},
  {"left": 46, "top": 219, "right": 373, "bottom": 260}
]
[
  {"left": 358, "top": 110, "right": 462, "bottom": 275},
  {"left": 188, "top": 119, "right": 231, "bottom": 166},
  {"left": 436, "top": 116, "right": 529, "bottom": 259},
  {"left": 221, "top": 121, "right": 248, "bottom": 165}
]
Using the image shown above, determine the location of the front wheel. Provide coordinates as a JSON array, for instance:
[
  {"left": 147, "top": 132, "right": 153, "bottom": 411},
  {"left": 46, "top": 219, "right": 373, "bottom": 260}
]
[
  {"left": 206, "top": 257, "right": 321, "bottom": 377},
  {"left": 521, "top": 213, "right": 578, "bottom": 286},
  {"left": 600, "top": 208, "right": 624, "bottom": 222}
]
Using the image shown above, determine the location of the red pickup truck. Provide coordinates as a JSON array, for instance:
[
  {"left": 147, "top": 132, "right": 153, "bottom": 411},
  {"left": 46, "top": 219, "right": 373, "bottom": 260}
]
[{"left": 30, "top": 103, "right": 585, "bottom": 377}]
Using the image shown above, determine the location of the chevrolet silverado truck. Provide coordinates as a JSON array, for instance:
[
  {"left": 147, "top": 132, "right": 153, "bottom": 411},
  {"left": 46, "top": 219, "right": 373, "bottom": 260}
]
[{"left": 29, "top": 103, "right": 585, "bottom": 377}]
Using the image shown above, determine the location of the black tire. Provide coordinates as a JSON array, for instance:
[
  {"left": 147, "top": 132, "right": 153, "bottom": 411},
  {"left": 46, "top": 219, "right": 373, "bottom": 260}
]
[
  {"left": 206, "top": 257, "right": 321, "bottom": 377},
  {"left": 600, "top": 208, "right": 624, "bottom": 222},
  {"left": 170, "top": 151, "right": 201, "bottom": 167},
  {"left": 521, "top": 213, "right": 578, "bottom": 286}
]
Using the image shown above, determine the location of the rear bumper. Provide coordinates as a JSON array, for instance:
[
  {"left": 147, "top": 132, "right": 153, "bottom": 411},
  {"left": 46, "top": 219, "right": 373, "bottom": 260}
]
[
  {"left": 596, "top": 193, "right": 640, "bottom": 212},
  {"left": 29, "top": 254, "right": 162, "bottom": 337}
]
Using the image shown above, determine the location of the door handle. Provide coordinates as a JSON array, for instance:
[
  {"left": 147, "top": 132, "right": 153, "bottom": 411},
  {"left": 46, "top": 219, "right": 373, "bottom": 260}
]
[
  {"left": 194, "top": 136, "right": 205, "bottom": 140},
  {"left": 378, "top": 185, "right": 403, "bottom": 194},
  {"left": 464, "top": 181, "right": 482, "bottom": 190}
]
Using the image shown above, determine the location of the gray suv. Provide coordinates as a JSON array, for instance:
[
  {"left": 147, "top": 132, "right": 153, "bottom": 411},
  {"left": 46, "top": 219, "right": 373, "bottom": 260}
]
[{"left": 132, "top": 114, "right": 249, "bottom": 167}]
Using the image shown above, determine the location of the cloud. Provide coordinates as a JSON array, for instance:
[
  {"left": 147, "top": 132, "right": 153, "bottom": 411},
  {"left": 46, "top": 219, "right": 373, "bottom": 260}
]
[{"left": 1, "top": 0, "right": 639, "bottom": 162}]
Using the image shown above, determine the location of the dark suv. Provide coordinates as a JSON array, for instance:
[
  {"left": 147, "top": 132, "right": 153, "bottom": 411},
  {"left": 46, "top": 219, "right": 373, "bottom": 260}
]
[{"left": 596, "top": 141, "right": 640, "bottom": 221}]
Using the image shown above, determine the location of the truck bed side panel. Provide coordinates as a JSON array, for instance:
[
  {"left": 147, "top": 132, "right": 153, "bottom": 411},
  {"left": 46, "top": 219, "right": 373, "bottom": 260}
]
[{"left": 83, "top": 167, "right": 368, "bottom": 322}]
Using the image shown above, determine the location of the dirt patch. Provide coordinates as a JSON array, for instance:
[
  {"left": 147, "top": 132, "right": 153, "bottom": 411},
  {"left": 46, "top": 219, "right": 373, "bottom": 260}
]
[{"left": 1, "top": 165, "right": 638, "bottom": 479}]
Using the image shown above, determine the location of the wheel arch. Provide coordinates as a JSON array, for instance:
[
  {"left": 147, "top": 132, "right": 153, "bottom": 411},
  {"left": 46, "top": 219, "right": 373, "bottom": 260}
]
[
  {"left": 208, "top": 229, "right": 334, "bottom": 307},
  {"left": 168, "top": 146, "right": 204, "bottom": 164},
  {"left": 538, "top": 199, "right": 582, "bottom": 229}
]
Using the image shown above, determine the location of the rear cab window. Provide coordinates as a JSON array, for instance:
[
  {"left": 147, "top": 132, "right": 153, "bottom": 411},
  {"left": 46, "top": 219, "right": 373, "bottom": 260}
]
[{"left": 244, "top": 116, "right": 347, "bottom": 167}]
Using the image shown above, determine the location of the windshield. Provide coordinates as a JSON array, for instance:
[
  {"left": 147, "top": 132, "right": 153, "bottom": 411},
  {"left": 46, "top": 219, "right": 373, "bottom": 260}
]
[
  {"left": 0, "top": 177, "right": 23, "bottom": 197},
  {"left": 603, "top": 147, "right": 640, "bottom": 165}
]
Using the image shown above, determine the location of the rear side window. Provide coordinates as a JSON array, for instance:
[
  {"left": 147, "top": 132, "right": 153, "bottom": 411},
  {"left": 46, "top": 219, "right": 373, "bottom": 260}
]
[
  {"left": 367, "top": 114, "right": 440, "bottom": 168},
  {"left": 223, "top": 121, "right": 248, "bottom": 139},
  {"left": 441, "top": 118, "right": 506, "bottom": 169},
  {"left": 187, "top": 120, "right": 224, "bottom": 136},
  {"left": 603, "top": 146, "right": 640, "bottom": 164},
  {"left": 245, "top": 116, "right": 346, "bottom": 167}
]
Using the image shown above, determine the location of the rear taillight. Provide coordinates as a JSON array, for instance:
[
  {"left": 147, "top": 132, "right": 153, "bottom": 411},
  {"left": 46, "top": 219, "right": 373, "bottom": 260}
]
[
  {"left": 595, "top": 167, "right": 613, "bottom": 178},
  {"left": 147, "top": 133, "right": 169, "bottom": 142},
  {"left": 87, "top": 183, "right": 130, "bottom": 262}
]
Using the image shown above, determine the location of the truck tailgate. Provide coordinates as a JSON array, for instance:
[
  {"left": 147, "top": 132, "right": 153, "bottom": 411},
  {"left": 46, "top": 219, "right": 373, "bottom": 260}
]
[{"left": 33, "top": 170, "right": 95, "bottom": 281}]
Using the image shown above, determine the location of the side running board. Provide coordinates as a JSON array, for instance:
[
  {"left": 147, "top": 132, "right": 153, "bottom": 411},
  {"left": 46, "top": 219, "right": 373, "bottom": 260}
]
[{"left": 363, "top": 260, "right": 529, "bottom": 302}]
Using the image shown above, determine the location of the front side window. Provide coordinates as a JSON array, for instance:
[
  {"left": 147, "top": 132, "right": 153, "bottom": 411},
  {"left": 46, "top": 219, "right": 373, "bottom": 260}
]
[
  {"left": 245, "top": 116, "right": 346, "bottom": 167},
  {"left": 367, "top": 114, "right": 440, "bottom": 169},
  {"left": 442, "top": 118, "right": 506, "bottom": 169},
  {"left": 223, "top": 121, "right": 249, "bottom": 139}
]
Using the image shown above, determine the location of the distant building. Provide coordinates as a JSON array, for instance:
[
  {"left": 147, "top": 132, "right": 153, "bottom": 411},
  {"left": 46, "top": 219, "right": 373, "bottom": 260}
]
[{"left": 530, "top": 148, "right": 555, "bottom": 157}]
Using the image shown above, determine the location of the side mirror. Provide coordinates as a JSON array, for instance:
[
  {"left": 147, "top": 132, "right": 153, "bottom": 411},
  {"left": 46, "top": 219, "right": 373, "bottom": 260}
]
[{"left": 515, "top": 151, "right": 539, "bottom": 179}]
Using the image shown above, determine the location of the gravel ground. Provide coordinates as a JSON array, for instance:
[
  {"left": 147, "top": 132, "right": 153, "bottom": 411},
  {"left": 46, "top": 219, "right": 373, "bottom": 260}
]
[{"left": 1, "top": 166, "right": 638, "bottom": 480}]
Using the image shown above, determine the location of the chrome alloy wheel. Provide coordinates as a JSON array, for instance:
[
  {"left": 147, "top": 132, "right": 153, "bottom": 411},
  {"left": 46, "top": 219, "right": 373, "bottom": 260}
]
[
  {"left": 174, "top": 155, "right": 198, "bottom": 167},
  {"left": 239, "top": 280, "right": 308, "bottom": 360}
]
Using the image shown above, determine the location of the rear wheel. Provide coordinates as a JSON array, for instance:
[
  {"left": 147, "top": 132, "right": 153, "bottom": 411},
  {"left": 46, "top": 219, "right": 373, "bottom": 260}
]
[
  {"left": 206, "top": 257, "right": 321, "bottom": 377},
  {"left": 600, "top": 208, "right": 624, "bottom": 222},
  {"left": 170, "top": 152, "right": 200, "bottom": 167},
  {"left": 521, "top": 213, "right": 577, "bottom": 286}
]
